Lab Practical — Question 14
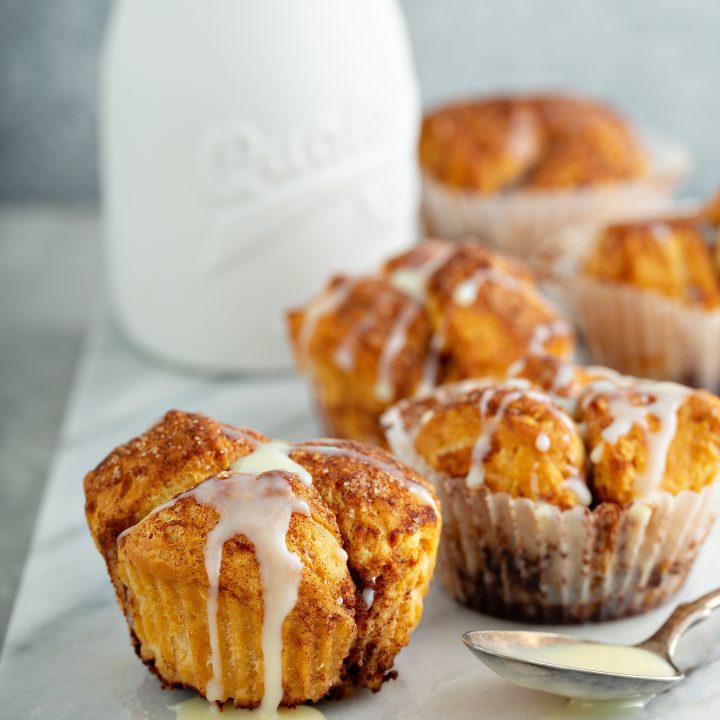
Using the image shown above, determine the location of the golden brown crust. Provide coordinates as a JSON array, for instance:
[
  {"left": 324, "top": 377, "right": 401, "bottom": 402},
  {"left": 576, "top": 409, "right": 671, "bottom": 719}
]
[
  {"left": 581, "top": 385, "right": 720, "bottom": 504},
  {"left": 84, "top": 411, "right": 265, "bottom": 598},
  {"left": 289, "top": 440, "right": 439, "bottom": 690},
  {"left": 387, "top": 372, "right": 720, "bottom": 510},
  {"left": 288, "top": 241, "right": 574, "bottom": 445},
  {"left": 583, "top": 216, "right": 720, "bottom": 308},
  {"left": 410, "top": 381, "right": 586, "bottom": 508},
  {"left": 85, "top": 412, "right": 441, "bottom": 706},
  {"left": 420, "top": 94, "right": 647, "bottom": 192},
  {"left": 118, "top": 472, "right": 357, "bottom": 706},
  {"left": 700, "top": 189, "right": 720, "bottom": 228}
]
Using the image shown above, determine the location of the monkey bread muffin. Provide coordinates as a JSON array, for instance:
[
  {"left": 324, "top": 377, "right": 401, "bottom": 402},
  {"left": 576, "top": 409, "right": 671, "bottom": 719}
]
[
  {"left": 287, "top": 240, "right": 575, "bottom": 447},
  {"left": 419, "top": 93, "right": 688, "bottom": 270},
  {"left": 383, "top": 362, "right": 720, "bottom": 623},
  {"left": 560, "top": 194, "right": 720, "bottom": 388},
  {"left": 84, "top": 411, "right": 440, "bottom": 710}
]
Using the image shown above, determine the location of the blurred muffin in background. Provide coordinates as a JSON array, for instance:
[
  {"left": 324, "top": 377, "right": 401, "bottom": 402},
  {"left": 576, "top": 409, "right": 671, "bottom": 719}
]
[
  {"left": 419, "top": 93, "right": 689, "bottom": 271},
  {"left": 557, "top": 191, "right": 720, "bottom": 388},
  {"left": 288, "top": 241, "right": 574, "bottom": 446}
]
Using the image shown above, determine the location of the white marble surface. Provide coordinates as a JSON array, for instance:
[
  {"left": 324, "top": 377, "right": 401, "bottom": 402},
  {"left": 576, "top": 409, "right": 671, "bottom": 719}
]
[{"left": 3, "top": 316, "right": 720, "bottom": 719}]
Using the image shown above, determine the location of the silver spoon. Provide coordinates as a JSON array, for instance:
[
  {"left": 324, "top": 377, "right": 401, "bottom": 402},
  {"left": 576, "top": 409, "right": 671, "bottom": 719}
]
[{"left": 462, "top": 587, "right": 720, "bottom": 701}]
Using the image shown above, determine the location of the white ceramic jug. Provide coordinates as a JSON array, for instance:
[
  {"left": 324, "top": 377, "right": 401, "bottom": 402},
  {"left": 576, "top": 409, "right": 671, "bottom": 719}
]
[{"left": 101, "top": 0, "right": 420, "bottom": 372}]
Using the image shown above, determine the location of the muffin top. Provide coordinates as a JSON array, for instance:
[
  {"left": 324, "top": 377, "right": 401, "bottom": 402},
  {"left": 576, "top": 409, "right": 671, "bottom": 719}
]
[
  {"left": 383, "top": 363, "right": 720, "bottom": 508},
  {"left": 287, "top": 241, "right": 574, "bottom": 420},
  {"left": 583, "top": 214, "right": 720, "bottom": 308},
  {"left": 419, "top": 94, "right": 648, "bottom": 193}
]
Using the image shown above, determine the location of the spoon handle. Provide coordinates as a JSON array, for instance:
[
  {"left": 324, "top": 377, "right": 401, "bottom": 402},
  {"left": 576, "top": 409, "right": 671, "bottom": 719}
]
[{"left": 638, "top": 586, "right": 720, "bottom": 661}]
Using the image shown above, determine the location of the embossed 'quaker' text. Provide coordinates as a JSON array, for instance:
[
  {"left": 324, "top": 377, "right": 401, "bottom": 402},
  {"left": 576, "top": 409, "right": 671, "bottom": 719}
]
[{"left": 199, "top": 105, "right": 401, "bottom": 201}]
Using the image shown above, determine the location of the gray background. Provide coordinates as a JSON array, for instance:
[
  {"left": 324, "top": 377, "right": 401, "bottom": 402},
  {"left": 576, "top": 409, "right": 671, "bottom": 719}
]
[{"left": 1, "top": 0, "right": 719, "bottom": 203}]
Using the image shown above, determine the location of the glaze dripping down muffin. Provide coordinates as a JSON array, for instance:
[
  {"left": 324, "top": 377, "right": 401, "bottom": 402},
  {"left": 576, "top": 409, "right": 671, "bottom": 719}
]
[
  {"left": 84, "top": 411, "right": 441, "bottom": 710},
  {"left": 287, "top": 240, "right": 575, "bottom": 446},
  {"left": 383, "top": 363, "right": 720, "bottom": 623}
]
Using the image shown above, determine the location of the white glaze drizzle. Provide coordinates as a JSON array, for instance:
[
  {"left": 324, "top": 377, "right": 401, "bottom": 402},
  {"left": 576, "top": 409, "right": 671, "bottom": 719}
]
[
  {"left": 232, "top": 440, "right": 313, "bottom": 486},
  {"left": 374, "top": 303, "right": 420, "bottom": 402},
  {"left": 298, "top": 279, "right": 352, "bottom": 366},
  {"left": 232, "top": 436, "right": 436, "bottom": 518},
  {"left": 467, "top": 380, "right": 531, "bottom": 488},
  {"left": 329, "top": 245, "right": 455, "bottom": 386},
  {"left": 528, "top": 319, "right": 571, "bottom": 356},
  {"left": 452, "top": 266, "right": 523, "bottom": 306},
  {"left": 162, "top": 472, "right": 309, "bottom": 713},
  {"left": 416, "top": 330, "right": 444, "bottom": 396},
  {"left": 221, "top": 425, "right": 261, "bottom": 447},
  {"left": 362, "top": 588, "right": 375, "bottom": 609},
  {"left": 465, "top": 380, "right": 589, "bottom": 505},
  {"left": 386, "top": 245, "right": 456, "bottom": 396},
  {"left": 294, "top": 441, "right": 438, "bottom": 513},
  {"left": 551, "top": 362, "right": 577, "bottom": 394},
  {"left": 388, "top": 243, "right": 456, "bottom": 301},
  {"left": 505, "top": 106, "right": 538, "bottom": 162},
  {"left": 584, "top": 380, "right": 691, "bottom": 498},
  {"left": 333, "top": 311, "right": 378, "bottom": 371},
  {"left": 563, "top": 476, "right": 593, "bottom": 506},
  {"left": 651, "top": 221, "right": 672, "bottom": 244},
  {"left": 172, "top": 696, "right": 327, "bottom": 720}
]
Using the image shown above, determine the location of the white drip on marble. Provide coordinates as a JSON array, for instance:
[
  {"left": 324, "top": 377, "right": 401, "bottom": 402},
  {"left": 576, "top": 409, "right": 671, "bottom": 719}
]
[{"left": 585, "top": 380, "right": 691, "bottom": 498}]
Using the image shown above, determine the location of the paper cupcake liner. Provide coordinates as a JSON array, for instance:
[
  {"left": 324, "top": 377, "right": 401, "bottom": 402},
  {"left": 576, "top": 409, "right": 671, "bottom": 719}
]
[
  {"left": 434, "top": 478, "right": 719, "bottom": 623},
  {"left": 557, "top": 276, "right": 720, "bottom": 390},
  {"left": 383, "top": 407, "right": 720, "bottom": 623},
  {"left": 421, "top": 134, "right": 690, "bottom": 273}
]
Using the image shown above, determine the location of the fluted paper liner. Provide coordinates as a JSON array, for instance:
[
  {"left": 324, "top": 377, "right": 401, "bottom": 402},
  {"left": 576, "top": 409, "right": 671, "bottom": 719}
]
[
  {"left": 421, "top": 133, "right": 689, "bottom": 273},
  {"left": 558, "top": 276, "right": 720, "bottom": 390},
  {"left": 384, "top": 407, "right": 720, "bottom": 623}
]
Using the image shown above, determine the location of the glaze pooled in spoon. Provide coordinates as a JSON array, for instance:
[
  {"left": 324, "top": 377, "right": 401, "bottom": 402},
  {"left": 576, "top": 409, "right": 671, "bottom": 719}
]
[{"left": 520, "top": 642, "right": 676, "bottom": 678}]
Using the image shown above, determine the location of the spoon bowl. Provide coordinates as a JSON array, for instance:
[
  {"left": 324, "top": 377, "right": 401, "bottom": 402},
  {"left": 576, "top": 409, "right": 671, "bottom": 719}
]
[
  {"left": 463, "top": 586, "right": 720, "bottom": 702},
  {"left": 462, "top": 630, "right": 683, "bottom": 701}
]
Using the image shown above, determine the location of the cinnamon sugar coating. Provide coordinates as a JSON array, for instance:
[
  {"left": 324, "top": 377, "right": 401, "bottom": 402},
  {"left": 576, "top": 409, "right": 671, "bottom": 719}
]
[
  {"left": 584, "top": 216, "right": 720, "bottom": 308},
  {"left": 84, "top": 411, "right": 440, "bottom": 706},
  {"left": 420, "top": 94, "right": 647, "bottom": 192}
]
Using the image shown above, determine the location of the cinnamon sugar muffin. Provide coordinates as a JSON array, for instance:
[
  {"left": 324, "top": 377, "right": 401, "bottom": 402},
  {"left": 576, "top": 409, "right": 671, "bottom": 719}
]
[
  {"left": 559, "top": 197, "right": 720, "bottom": 387},
  {"left": 287, "top": 241, "right": 575, "bottom": 446},
  {"left": 419, "top": 93, "right": 688, "bottom": 269},
  {"left": 84, "top": 411, "right": 440, "bottom": 709},
  {"left": 383, "top": 367, "right": 720, "bottom": 622}
]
